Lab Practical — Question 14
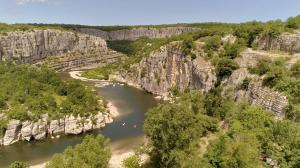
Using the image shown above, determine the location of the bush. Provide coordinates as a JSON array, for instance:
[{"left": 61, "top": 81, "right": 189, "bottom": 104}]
[
  {"left": 222, "top": 40, "right": 245, "bottom": 59},
  {"left": 9, "top": 161, "right": 28, "bottom": 168},
  {"left": 123, "top": 155, "right": 140, "bottom": 168},
  {"left": 215, "top": 58, "right": 239, "bottom": 80},
  {"left": 291, "top": 61, "right": 300, "bottom": 78},
  {"left": 204, "top": 35, "right": 221, "bottom": 56},
  {"left": 286, "top": 15, "right": 300, "bottom": 29},
  {"left": 47, "top": 135, "right": 111, "bottom": 168}
]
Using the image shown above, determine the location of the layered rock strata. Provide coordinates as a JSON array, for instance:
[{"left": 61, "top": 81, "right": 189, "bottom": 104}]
[
  {"left": 80, "top": 27, "right": 197, "bottom": 41},
  {"left": 0, "top": 29, "right": 127, "bottom": 71},
  {"left": 113, "top": 44, "right": 217, "bottom": 96},
  {"left": 0, "top": 112, "right": 113, "bottom": 146},
  {"left": 256, "top": 30, "right": 300, "bottom": 53}
]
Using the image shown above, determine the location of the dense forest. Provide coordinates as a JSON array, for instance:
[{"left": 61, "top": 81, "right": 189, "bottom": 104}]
[{"left": 0, "top": 62, "right": 106, "bottom": 137}]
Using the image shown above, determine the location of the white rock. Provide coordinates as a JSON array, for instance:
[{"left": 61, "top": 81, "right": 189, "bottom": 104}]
[
  {"left": 21, "top": 121, "right": 33, "bottom": 141},
  {"left": 49, "top": 119, "right": 65, "bottom": 135},
  {"left": 65, "top": 115, "right": 83, "bottom": 135},
  {"left": 3, "top": 120, "right": 22, "bottom": 146},
  {"left": 32, "top": 119, "right": 47, "bottom": 140}
]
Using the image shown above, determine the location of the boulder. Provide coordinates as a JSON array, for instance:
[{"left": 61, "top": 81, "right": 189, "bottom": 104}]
[
  {"left": 49, "top": 119, "right": 65, "bottom": 135},
  {"left": 32, "top": 118, "right": 47, "bottom": 140},
  {"left": 3, "top": 120, "right": 22, "bottom": 146},
  {"left": 65, "top": 115, "right": 83, "bottom": 135},
  {"left": 104, "top": 113, "right": 113, "bottom": 124},
  {"left": 21, "top": 121, "right": 33, "bottom": 141},
  {"left": 83, "top": 118, "right": 93, "bottom": 132},
  {"left": 93, "top": 113, "right": 105, "bottom": 129}
]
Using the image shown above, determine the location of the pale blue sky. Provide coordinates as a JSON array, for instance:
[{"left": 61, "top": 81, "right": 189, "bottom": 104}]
[{"left": 0, "top": 0, "right": 299, "bottom": 26}]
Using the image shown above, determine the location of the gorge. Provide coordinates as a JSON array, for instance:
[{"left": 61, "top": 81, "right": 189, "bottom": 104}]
[{"left": 0, "top": 16, "right": 300, "bottom": 168}]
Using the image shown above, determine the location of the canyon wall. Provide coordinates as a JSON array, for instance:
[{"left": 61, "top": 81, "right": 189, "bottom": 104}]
[
  {"left": 113, "top": 44, "right": 217, "bottom": 96},
  {"left": 80, "top": 27, "right": 197, "bottom": 41},
  {"left": 0, "top": 29, "right": 127, "bottom": 71},
  {"left": 256, "top": 30, "right": 300, "bottom": 53},
  {"left": 224, "top": 49, "right": 289, "bottom": 118}
]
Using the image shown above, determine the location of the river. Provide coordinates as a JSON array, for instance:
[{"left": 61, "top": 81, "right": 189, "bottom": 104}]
[{"left": 0, "top": 75, "right": 158, "bottom": 168}]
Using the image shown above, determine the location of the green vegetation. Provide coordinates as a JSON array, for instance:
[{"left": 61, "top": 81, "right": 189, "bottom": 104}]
[
  {"left": 82, "top": 37, "right": 181, "bottom": 79},
  {"left": 123, "top": 155, "right": 141, "bottom": 168},
  {"left": 144, "top": 90, "right": 300, "bottom": 168},
  {"left": 47, "top": 135, "right": 111, "bottom": 168},
  {"left": 144, "top": 91, "right": 218, "bottom": 168},
  {"left": 249, "top": 59, "right": 300, "bottom": 120},
  {"left": 0, "top": 62, "right": 105, "bottom": 121},
  {"left": 9, "top": 161, "right": 28, "bottom": 168}
]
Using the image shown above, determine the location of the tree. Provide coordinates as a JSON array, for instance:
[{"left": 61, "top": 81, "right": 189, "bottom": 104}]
[
  {"left": 9, "top": 161, "right": 28, "bottom": 168},
  {"left": 47, "top": 135, "right": 111, "bottom": 168},
  {"left": 204, "top": 134, "right": 262, "bottom": 168},
  {"left": 144, "top": 92, "right": 218, "bottom": 167},
  {"left": 215, "top": 58, "right": 239, "bottom": 80}
]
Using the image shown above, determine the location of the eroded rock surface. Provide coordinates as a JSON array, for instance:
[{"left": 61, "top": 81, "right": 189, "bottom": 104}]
[
  {"left": 256, "top": 30, "right": 300, "bottom": 53},
  {"left": 114, "top": 44, "right": 216, "bottom": 96},
  {"left": 3, "top": 120, "right": 21, "bottom": 146},
  {"left": 80, "top": 27, "right": 197, "bottom": 41},
  {"left": 0, "top": 112, "right": 112, "bottom": 146}
]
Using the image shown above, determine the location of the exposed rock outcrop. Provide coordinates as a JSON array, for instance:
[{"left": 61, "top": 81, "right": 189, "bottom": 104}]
[
  {"left": 21, "top": 121, "right": 33, "bottom": 141},
  {"left": 256, "top": 30, "right": 300, "bottom": 53},
  {"left": 0, "top": 29, "right": 127, "bottom": 71},
  {"left": 223, "top": 49, "right": 289, "bottom": 118},
  {"left": 0, "top": 29, "right": 107, "bottom": 63},
  {"left": 3, "top": 120, "right": 22, "bottom": 146},
  {"left": 0, "top": 112, "right": 113, "bottom": 146},
  {"left": 80, "top": 27, "right": 197, "bottom": 41},
  {"left": 113, "top": 44, "right": 217, "bottom": 96}
]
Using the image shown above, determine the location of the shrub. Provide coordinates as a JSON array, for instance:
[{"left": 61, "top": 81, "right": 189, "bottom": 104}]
[
  {"left": 47, "top": 135, "right": 111, "bottom": 168},
  {"left": 9, "top": 161, "right": 28, "bottom": 168},
  {"left": 215, "top": 58, "right": 239, "bottom": 80},
  {"left": 123, "top": 155, "right": 140, "bottom": 168}
]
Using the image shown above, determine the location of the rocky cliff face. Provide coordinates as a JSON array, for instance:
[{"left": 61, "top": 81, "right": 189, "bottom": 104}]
[
  {"left": 0, "top": 29, "right": 127, "bottom": 71},
  {"left": 0, "top": 112, "right": 113, "bottom": 146},
  {"left": 256, "top": 30, "right": 300, "bottom": 53},
  {"left": 113, "top": 44, "right": 217, "bottom": 96},
  {"left": 223, "top": 49, "right": 289, "bottom": 118},
  {"left": 80, "top": 27, "right": 197, "bottom": 41}
]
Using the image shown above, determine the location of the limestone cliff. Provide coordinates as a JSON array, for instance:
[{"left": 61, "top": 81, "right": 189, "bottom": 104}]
[
  {"left": 80, "top": 27, "right": 197, "bottom": 41},
  {"left": 256, "top": 30, "right": 300, "bottom": 53},
  {"left": 223, "top": 49, "right": 289, "bottom": 118},
  {"left": 0, "top": 29, "right": 126, "bottom": 71},
  {"left": 0, "top": 112, "right": 113, "bottom": 146},
  {"left": 113, "top": 44, "right": 217, "bottom": 96}
]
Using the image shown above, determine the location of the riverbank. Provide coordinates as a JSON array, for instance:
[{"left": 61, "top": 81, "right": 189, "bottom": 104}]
[{"left": 1, "top": 71, "right": 157, "bottom": 168}]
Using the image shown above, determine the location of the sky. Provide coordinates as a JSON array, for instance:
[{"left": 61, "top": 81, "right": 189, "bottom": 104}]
[{"left": 0, "top": 0, "right": 299, "bottom": 26}]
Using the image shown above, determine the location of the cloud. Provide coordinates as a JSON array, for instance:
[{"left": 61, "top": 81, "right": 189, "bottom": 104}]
[{"left": 16, "top": 0, "right": 49, "bottom": 5}]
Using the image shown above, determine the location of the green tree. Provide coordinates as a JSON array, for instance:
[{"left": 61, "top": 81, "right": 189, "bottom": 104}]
[
  {"left": 9, "top": 161, "right": 28, "bottom": 168},
  {"left": 144, "top": 92, "right": 218, "bottom": 168},
  {"left": 215, "top": 58, "right": 239, "bottom": 80},
  {"left": 204, "top": 134, "right": 262, "bottom": 168},
  {"left": 47, "top": 135, "right": 111, "bottom": 168}
]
